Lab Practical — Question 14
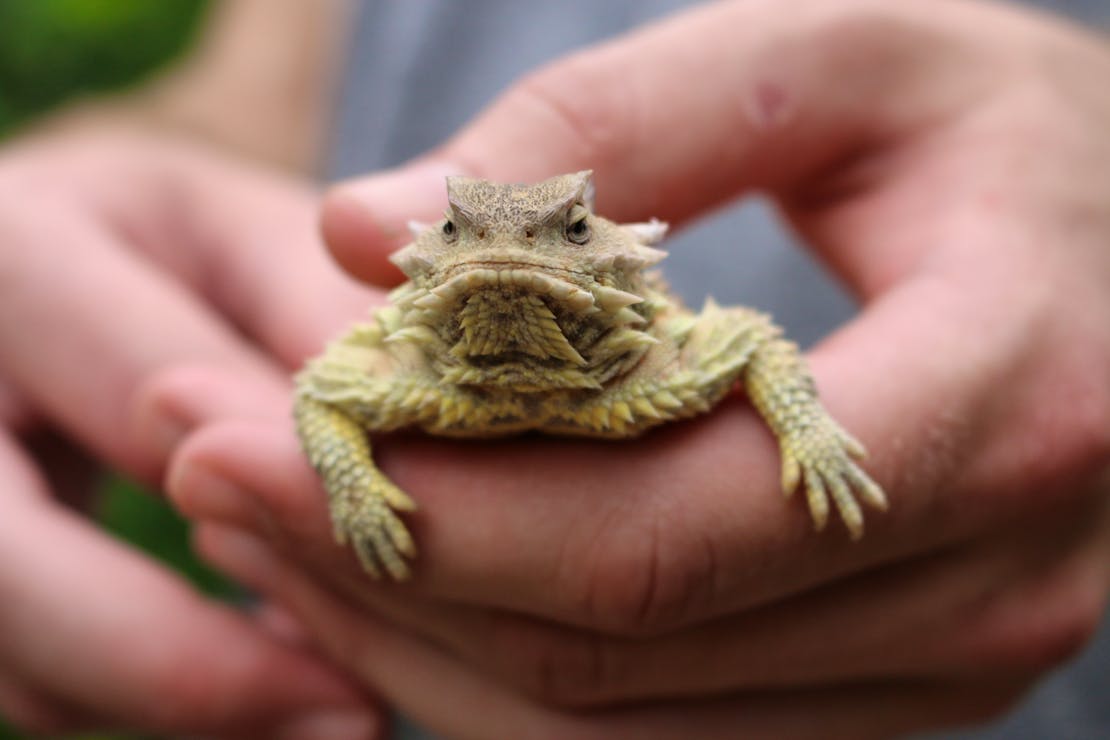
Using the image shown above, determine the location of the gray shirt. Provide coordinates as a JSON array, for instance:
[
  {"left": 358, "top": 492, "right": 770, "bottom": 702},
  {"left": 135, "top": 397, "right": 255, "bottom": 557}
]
[{"left": 328, "top": 2, "right": 1109, "bottom": 737}]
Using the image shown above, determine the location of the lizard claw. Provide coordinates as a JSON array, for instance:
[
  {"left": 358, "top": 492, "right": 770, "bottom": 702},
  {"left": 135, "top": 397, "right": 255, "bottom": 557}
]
[
  {"left": 331, "top": 476, "right": 418, "bottom": 581},
  {"left": 783, "top": 417, "right": 886, "bottom": 539}
]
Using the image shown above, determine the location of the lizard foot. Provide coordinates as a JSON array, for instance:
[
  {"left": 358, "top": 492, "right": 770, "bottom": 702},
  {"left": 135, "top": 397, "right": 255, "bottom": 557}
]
[
  {"left": 779, "top": 418, "right": 887, "bottom": 539},
  {"left": 329, "top": 474, "right": 418, "bottom": 580}
]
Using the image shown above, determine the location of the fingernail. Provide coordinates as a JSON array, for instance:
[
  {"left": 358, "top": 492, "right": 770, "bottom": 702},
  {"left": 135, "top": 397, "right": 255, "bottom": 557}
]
[
  {"left": 337, "top": 159, "right": 464, "bottom": 243},
  {"left": 273, "top": 710, "right": 383, "bottom": 740},
  {"left": 169, "top": 463, "right": 266, "bottom": 530}
]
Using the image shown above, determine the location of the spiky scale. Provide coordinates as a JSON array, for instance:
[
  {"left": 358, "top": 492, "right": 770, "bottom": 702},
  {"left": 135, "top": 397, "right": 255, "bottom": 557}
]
[
  {"left": 595, "top": 286, "right": 643, "bottom": 312},
  {"left": 295, "top": 171, "right": 886, "bottom": 581},
  {"left": 653, "top": 390, "right": 683, "bottom": 410},
  {"left": 611, "top": 401, "right": 635, "bottom": 424},
  {"left": 631, "top": 397, "right": 662, "bottom": 420}
]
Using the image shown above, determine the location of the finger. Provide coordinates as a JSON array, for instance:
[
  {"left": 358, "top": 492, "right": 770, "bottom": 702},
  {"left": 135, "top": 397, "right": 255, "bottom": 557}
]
[
  {"left": 0, "top": 433, "right": 379, "bottom": 737},
  {"left": 320, "top": 0, "right": 1011, "bottom": 282},
  {"left": 322, "top": 160, "right": 459, "bottom": 286},
  {"left": 163, "top": 408, "right": 889, "bottom": 632},
  {"left": 277, "top": 4, "right": 1089, "bottom": 637},
  {"left": 166, "top": 314, "right": 995, "bottom": 637},
  {"left": 5, "top": 133, "right": 379, "bottom": 364},
  {"left": 171, "top": 261, "right": 1093, "bottom": 634},
  {"left": 0, "top": 202, "right": 284, "bottom": 480},
  {"left": 0, "top": 137, "right": 381, "bottom": 480},
  {"left": 195, "top": 523, "right": 1031, "bottom": 740},
  {"left": 181, "top": 443, "right": 1109, "bottom": 710},
  {"left": 252, "top": 600, "right": 313, "bottom": 648},
  {"left": 129, "top": 147, "right": 381, "bottom": 365},
  {"left": 349, "top": 512, "right": 1109, "bottom": 710},
  {"left": 131, "top": 363, "right": 293, "bottom": 464},
  {"left": 0, "top": 671, "right": 94, "bottom": 736}
]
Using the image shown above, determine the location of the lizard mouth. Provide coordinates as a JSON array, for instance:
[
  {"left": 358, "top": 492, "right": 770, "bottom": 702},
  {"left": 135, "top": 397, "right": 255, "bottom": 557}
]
[
  {"left": 419, "top": 263, "right": 645, "bottom": 315},
  {"left": 443, "top": 259, "right": 595, "bottom": 280},
  {"left": 416, "top": 266, "right": 598, "bottom": 313}
]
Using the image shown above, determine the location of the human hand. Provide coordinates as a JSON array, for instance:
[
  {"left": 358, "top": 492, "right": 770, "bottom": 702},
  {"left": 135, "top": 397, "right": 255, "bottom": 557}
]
[
  {"left": 0, "top": 130, "right": 385, "bottom": 738},
  {"left": 167, "top": 0, "right": 1110, "bottom": 737}
]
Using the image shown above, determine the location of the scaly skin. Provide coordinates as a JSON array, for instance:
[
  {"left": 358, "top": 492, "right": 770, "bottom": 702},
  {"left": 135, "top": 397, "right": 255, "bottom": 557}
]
[{"left": 295, "top": 171, "right": 886, "bottom": 579}]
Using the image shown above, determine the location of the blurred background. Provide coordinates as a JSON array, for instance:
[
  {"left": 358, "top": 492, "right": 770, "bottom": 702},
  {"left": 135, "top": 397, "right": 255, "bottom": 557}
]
[
  {"left": 0, "top": 0, "right": 208, "bottom": 136},
  {"left": 0, "top": 2, "right": 222, "bottom": 738}
]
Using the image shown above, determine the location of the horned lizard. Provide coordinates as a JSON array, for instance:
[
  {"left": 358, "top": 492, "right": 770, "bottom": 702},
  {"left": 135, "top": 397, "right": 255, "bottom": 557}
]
[{"left": 294, "top": 171, "right": 886, "bottom": 580}]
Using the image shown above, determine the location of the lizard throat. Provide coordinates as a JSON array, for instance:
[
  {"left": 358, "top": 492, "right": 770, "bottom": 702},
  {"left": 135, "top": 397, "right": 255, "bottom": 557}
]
[
  {"left": 454, "top": 290, "right": 586, "bottom": 365},
  {"left": 409, "top": 266, "right": 656, "bottom": 392},
  {"left": 442, "top": 286, "right": 600, "bottom": 390}
]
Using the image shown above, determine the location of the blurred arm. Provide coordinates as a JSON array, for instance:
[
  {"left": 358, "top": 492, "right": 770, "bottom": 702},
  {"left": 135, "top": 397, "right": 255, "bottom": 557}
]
[{"left": 41, "top": 0, "right": 353, "bottom": 173}]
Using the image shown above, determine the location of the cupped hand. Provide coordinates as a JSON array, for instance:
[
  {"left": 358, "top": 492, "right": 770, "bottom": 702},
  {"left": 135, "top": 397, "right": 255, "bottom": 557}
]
[
  {"left": 166, "top": 1, "right": 1110, "bottom": 737},
  {"left": 0, "top": 130, "right": 384, "bottom": 738}
]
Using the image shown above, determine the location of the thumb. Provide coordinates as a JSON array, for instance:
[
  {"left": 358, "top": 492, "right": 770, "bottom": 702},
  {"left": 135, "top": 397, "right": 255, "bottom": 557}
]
[{"left": 321, "top": 0, "right": 990, "bottom": 285}]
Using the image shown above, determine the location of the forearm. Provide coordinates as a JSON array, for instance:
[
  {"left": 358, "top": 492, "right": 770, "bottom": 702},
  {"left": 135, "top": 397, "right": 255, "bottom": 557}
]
[{"left": 34, "top": 0, "right": 352, "bottom": 174}]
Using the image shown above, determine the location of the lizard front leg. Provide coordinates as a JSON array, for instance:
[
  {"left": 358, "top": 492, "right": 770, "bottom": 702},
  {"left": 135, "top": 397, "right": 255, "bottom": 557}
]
[
  {"left": 682, "top": 301, "right": 887, "bottom": 538},
  {"left": 293, "top": 392, "right": 421, "bottom": 580}
]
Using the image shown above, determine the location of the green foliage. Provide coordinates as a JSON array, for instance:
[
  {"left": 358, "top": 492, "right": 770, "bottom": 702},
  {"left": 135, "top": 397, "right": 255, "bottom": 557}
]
[
  {"left": 95, "top": 475, "right": 238, "bottom": 599},
  {"left": 0, "top": 0, "right": 210, "bottom": 135}
]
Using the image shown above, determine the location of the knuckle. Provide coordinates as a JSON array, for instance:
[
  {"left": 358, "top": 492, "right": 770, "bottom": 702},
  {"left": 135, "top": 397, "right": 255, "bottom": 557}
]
[
  {"left": 1019, "top": 354, "right": 1110, "bottom": 509},
  {"left": 132, "top": 364, "right": 211, "bottom": 418},
  {"left": 132, "top": 363, "right": 238, "bottom": 427},
  {"left": 1050, "top": 357, "right": 1110, "bottom": 475},
  {"left": 128, "top": 366, "right": 210, "bottom": 479},
  {"left": 488, "top": 616, "right": 611, "bottom": 707},
  {"left": 971, "top": 568, "right": 1105, "bottom": 676},
  {"left": 507, "top": 54, "right": 634, "bottom": 171},
  {"left": 563, "top": 510, "right": 719, "bottom": 636}
]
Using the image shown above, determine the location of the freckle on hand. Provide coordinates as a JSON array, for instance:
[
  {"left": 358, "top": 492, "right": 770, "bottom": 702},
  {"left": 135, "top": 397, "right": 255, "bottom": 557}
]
[{"left": 749, "top": 81, "right": 791, "bottom": 130}]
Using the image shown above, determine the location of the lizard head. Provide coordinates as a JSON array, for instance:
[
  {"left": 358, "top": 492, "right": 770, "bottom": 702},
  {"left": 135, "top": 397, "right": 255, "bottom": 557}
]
[{"left": 387, "top": 171, "right": 669, "bottom": 391}]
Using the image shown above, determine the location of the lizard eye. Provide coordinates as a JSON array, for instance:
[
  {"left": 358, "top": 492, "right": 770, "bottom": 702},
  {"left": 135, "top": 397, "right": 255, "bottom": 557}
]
[
  {"left": 566, "top": 217, "right": 590, "bottom": 245},
  {"left": 442, "top": 218, "right": 457, "bottom": 242}
]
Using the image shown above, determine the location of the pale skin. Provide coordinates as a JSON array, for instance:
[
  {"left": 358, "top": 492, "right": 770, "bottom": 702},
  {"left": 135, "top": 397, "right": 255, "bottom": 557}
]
[
  {"left": 0, "top": 2, "right": 385, "bottom": 737},
  {"left": 0, "top": 134, "right": 386, "bottom": 737},
  {"left": 1, "top": 0, "right": 1108, "bottom": 739},
  {"left": 164, "top": 1, "right": 1110, "bottom": 738}
]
